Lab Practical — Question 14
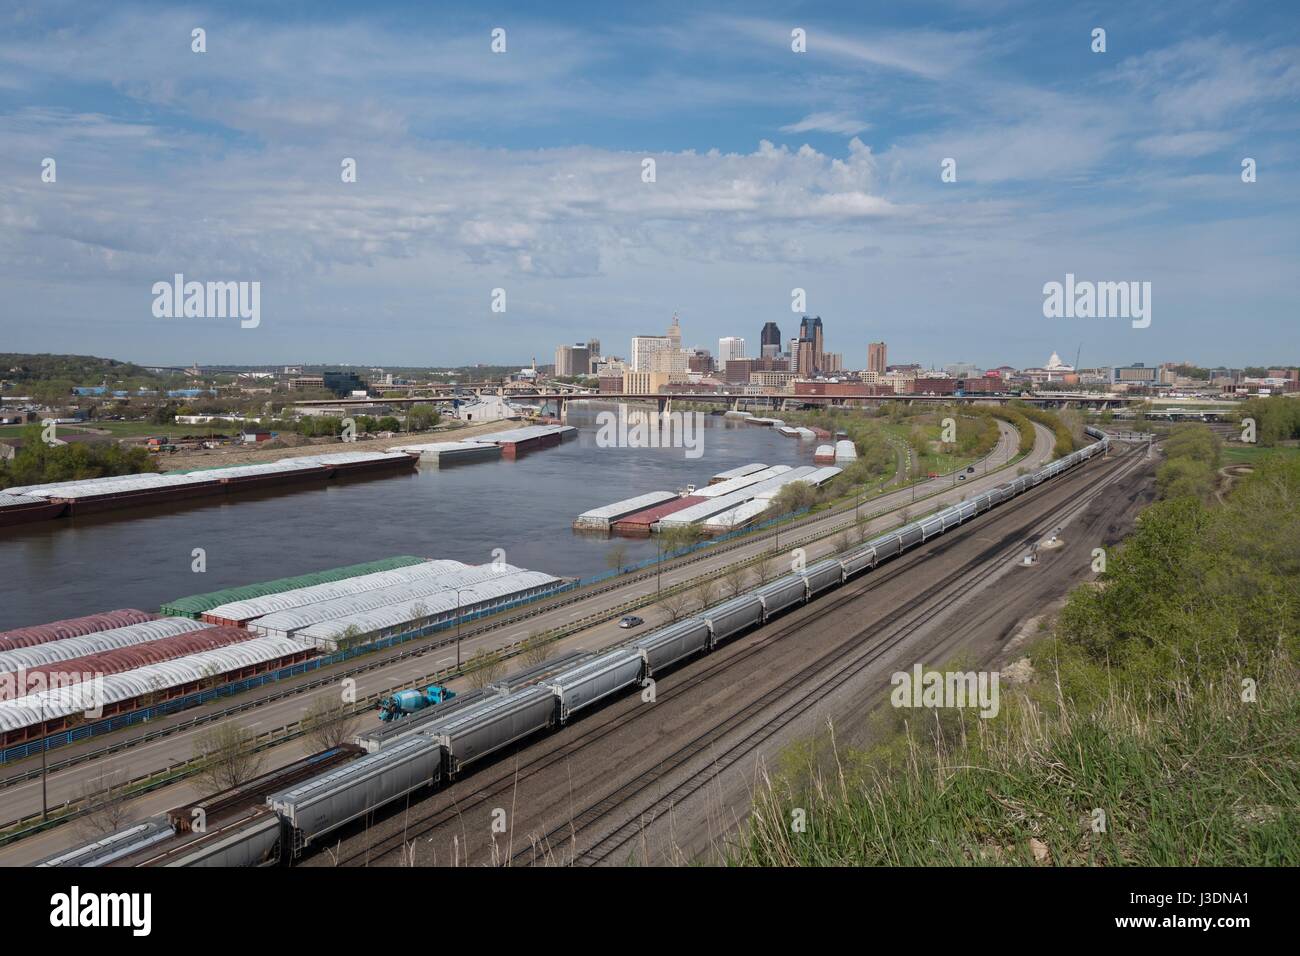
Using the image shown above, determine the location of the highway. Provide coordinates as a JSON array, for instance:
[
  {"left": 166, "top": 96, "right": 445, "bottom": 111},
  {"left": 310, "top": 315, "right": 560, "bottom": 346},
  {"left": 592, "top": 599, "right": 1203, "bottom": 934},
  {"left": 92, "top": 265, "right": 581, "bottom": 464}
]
[
  {"left": 0, "top": 419, "right": 1054, "bottom": 864},
  {"left": 306, "top": 441, "right": 1153, "bottom": 867}
]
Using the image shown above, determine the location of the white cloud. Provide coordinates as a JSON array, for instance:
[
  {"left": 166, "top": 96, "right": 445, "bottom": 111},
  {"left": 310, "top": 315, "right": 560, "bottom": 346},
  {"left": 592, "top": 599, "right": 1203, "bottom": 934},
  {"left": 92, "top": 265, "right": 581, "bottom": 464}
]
[{"left": 780, "top": 112, "right": 871, "bottom": 136}]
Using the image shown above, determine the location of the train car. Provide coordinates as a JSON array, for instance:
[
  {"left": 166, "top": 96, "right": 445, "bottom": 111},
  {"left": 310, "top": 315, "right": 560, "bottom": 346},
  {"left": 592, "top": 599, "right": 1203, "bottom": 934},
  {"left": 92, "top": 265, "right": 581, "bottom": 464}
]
[
  {"left": 974, "top": 492, "right": 994, "bottom": 514},
  {"left": 35, "top": 816, "right": 175, "bottom": 867},
  {"left": 699, "top": 595, "right": 764, "bottom": 645},
  {"left": 425, "top": 685, "right": 556, "bottom": 775},
  {"left": 801, "top": 558, "right": 844, "bottom": 597},
  {"left": 869, "top": 532, "right": 904, "bottom": 561},
  {"left": 268, "top": 735, "right": 442, "bottom": 854},
  {"left": 754, "top": 574, "right": 807, "bottom": 618},
  {"left": 918, "top": 515, "right": 944, "bottom": 541},
  {"left": 840, "top": 542, "right": 878, "bottom": 577},
  {"left": 898, "top": 523, "right": 924, "bottom": 549},
  {"left": 356, "top": 690, "right": 486, "bottom": 753},
  {"left": 957, "top": 499, "right": 978, "bottom": 521},
  {"left": 631, "top": 618, "right": 711, "bottom": 676},
  {"left": 544, "top": 648, "right": 644, "bottom": 723},
  {"left": 939, "top": 506, "right": 962, "bottom": 531},
  {"left": 137, "top": 807, "right": 283, "bottom": 868}
]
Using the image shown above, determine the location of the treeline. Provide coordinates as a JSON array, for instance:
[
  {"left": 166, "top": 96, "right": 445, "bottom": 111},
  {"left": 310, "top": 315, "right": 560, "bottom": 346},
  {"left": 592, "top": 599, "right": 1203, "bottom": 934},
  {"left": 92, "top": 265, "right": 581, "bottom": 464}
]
[
  {"left": 1237, "top": 395, "right": 1300, "bottom": 446},
  {"left": 1155, "top": 423, "right": 1221, "bottom": 501},
  {"left": 0, "top": 425, "right": 157, "bottom": 490},
  {"left": 734, "top": 437, "right": 1298, "bottom": 866}
]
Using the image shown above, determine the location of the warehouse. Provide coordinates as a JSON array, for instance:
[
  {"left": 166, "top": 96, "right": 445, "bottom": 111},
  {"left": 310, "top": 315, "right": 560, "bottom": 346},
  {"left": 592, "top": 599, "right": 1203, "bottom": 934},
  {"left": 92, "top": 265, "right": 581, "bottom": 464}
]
[
  {"left": 289, "top": 569, "right": 566, "bottom": 651},
  {"left": 200, "top": 559, "right": 461, "bottom": 626},
  {"left": 0, "top": 609, "right": 157, "bottom": 652},
  {"left": 0, "top": 636, "right": 314, "bottom": 745},
  {"left": 162, "top": 556, "right": 428, "bottom": 618},
  {"left": 247, "top": 562, "right": 541, "bottom": 640}
]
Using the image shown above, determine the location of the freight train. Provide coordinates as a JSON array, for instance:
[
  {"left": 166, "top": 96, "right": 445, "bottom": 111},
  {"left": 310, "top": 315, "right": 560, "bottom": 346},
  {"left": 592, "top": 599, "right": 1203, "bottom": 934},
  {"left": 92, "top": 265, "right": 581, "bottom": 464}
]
[{"left": 42, "top": 429, "right": 1109, "bottom": 867}]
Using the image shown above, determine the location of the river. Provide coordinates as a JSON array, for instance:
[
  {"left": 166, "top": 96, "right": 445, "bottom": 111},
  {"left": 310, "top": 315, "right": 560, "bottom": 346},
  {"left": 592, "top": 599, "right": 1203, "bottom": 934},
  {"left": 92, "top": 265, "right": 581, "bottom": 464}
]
[{"left": 0, "top": 406, "right": 812, "bottom": 629}]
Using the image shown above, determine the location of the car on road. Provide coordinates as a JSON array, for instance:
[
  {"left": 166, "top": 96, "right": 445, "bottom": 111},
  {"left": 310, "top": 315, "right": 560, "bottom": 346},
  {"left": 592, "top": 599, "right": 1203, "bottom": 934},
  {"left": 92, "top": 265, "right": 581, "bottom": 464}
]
[
  {"left": 927, "top": 471, "right": 940, "bottom": 479},
  {"left": 966, "top": 465, "right": 976, "bottom": 473},
  {"left": 957, "top": 474, "right": 966, "bottom": 481},
  {"left": 618, "top": 615, "right": 644, "bottom": 629}
]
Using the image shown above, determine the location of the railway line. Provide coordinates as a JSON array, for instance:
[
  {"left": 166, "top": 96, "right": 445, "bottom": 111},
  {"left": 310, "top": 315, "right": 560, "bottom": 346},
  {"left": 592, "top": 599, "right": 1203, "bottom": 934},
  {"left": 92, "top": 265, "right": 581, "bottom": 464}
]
[{"left": 312, "top": 438, "right": 1144, "bottom": 867}]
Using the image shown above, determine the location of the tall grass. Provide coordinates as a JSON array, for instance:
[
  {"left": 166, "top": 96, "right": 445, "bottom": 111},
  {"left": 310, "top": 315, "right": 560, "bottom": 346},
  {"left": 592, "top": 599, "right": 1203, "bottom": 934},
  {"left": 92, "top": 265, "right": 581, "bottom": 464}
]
[{"left": 733, "top": 650, "right": 1297, "bottom": 866}]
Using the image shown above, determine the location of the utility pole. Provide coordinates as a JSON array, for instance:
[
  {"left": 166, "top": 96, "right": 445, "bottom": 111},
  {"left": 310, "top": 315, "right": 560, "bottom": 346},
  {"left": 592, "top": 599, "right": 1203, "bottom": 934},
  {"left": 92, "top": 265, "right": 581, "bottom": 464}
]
[{"left": 40, "top": 698, "right": 48, "bottom": 820}]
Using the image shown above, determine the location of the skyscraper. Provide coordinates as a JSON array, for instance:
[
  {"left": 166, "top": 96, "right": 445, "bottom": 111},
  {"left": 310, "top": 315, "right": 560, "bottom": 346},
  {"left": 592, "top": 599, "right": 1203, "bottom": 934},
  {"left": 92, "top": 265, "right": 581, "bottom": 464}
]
[
  {"left": 760, "top": 321, "right": 781, "bottom": 358},
  {"left": 797, "top": 316, "right": 824, "bottom": 376},
  {"left": 718, "top": 337, "right": 746, "bottom": 368},
  {"left": 867, "top": 341, "right": 887, "bottom": 376},
  {"left": 667, "top": 313, "right": 682, "bottom": 351}
]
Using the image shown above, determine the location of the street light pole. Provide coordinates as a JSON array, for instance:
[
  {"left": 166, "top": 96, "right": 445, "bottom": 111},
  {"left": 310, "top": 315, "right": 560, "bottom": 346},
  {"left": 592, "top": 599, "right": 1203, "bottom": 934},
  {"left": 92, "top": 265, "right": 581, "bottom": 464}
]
[{"left": 40, "top": 698, "right": 48, "bottom": 821}]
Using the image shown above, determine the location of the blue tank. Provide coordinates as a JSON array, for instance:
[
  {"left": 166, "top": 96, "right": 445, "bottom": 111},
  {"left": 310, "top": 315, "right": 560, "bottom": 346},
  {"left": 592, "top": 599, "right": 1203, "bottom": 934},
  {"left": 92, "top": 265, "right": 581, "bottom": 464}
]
[{"left": 378, "top": 685, "right": 455, "bottom": 721}]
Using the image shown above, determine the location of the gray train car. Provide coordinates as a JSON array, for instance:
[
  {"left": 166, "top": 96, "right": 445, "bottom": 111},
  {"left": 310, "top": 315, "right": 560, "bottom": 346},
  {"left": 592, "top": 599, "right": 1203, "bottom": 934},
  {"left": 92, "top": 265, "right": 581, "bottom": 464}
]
[
  {"left": 918, "top": 515, "right": 944, "bottom": 541},
  {"left": 840, "top": 542, "right": 878, "bottom": 577},
  {"left": 152, "top": 808, "right": 282, "bottom": 868},
  {"left": 869, "top": 532, "right": 903, "bottom": 561},
  {"left": 755, "top": 574, "right": 807, "bottom": 618},
  {"left": 939, "top": 506, "right": 962, "bottom": 531},
  {"left": 802, "top": 558, "right": 844, "bottom": 596},
  {"left": 898, "top": 523, "right": 924, "bottom": 549},
  {"left": 632, "top": 618, "right": 711, "bottom": 676},
  {"left": 268, "top": 734, "right": 442, "bottom": 850},
  {"left": 700, "top": 594, "right": 765, "bottom": 644},
  {"left": 36, "top": 815, "right": 175, "bottom": 867},
  {"left": 957, "top": 499, "right": 978, "bottom": 521},
  {"left": 425, "top": 685, "right": 556, "bottom": 774},
  {"left": 974, "top": 492, "right": 993, "bottom": 514},
  {"left": 545, "top": 648, "right": 644, "bottom": 723},
  {"left": 487, "top": 650, "right": 589, "bottom": 695}
]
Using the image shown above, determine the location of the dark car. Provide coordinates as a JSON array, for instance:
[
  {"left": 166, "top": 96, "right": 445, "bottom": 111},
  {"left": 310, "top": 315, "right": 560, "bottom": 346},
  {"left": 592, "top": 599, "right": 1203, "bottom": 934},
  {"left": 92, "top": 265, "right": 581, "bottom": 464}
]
[
  {"left": 966, "top": 465, "right": 976, "bottom": 473},
  {"left": 957, "top": 474, "right": 966, "bottom": 481},
  {"left": 618, "top": 615, "right": 644, "bottom": 629}
]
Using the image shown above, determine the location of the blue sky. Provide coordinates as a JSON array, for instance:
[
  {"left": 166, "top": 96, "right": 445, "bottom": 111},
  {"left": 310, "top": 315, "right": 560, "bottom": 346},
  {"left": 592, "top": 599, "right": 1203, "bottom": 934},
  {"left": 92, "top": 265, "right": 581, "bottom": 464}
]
[{"left": 1, "top": 0, "right": 1297, "bottom": 369}]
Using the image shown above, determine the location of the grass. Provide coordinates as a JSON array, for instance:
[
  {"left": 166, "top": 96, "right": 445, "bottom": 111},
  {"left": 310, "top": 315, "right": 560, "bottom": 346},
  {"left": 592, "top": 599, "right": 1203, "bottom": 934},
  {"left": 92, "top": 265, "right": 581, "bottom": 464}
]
[
  {"left": 1220, "top": 444, "right": 1300, "bottom": 465},
  {"left": 732, "top": 651, "right": 1298, "bottom": 866}
]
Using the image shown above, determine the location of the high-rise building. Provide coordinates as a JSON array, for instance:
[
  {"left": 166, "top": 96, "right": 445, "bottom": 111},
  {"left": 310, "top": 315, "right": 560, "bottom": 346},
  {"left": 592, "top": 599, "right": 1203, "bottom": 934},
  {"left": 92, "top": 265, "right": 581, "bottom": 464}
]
[
  {"left": 554, "top": 344, "right": 591, "bottom": 377},
  {"left": 586, "top": 338, "right": 601, "bottom": 363},
  {"left": 797, "top": 316, "right": 825, "bottom": 376},
  {"left": 718, "top": 337, "right": 746, "bottom": 368},
  {"left": 867, "top": 341, "right": 887, "bottom": 376},
  {"left": 631, "top": 335, "right": 671, "bottom": 371},
  {"left": 760, "top": 321, "right": 782, "bottom": 358},
  {"left": 667, "top": 314, "right": 682, "bottom": 351}
]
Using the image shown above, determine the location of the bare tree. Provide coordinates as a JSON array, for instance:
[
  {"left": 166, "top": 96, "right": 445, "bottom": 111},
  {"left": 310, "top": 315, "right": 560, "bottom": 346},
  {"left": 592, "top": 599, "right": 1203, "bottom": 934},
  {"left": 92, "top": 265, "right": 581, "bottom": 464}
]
[
  {"left": 693, "top": 578, "right": 720, "bottom": 611},
  {"left": 192, "top": 723, "right": 264, "bottom": 796},
  {"left": 658, "top": 589, "right": 692, "bottom": 623},
  {"left": 605, "top": 542, "right": 629, "bottom": 574},
  {"left": 302, "top": 694, "right": 360, "bottom": 752},
  {"left": 77, "top": 768, "right": 132, "bottom": 839},
  {"left": 521, "top": 631, "right": 550, "bottom": 667},
  {"left": 465, "top": 647, "right": 505, "bottom": 690},
  {"left": 753, "top": 553, "right": 778, "bottom": 585},
  {"left": 721, "top": 564, "right": 750, "bottom": 599}
]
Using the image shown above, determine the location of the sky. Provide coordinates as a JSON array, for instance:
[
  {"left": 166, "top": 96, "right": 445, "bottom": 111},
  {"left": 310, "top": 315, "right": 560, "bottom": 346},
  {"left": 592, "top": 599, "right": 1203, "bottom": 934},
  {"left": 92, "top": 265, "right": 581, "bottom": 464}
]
[{"left": 0, "top": 0, "right": 1297, "bottom": 370}]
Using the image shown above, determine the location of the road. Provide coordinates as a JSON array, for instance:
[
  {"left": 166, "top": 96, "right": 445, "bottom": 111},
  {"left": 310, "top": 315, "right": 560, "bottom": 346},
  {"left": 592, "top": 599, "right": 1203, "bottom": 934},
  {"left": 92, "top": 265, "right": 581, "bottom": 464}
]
[
  {"left": 301, "top": 442, "right": 1151, "bottom": 867},
  {"left": 0, "top": 419, "right": 1052, "bottom": 863}
]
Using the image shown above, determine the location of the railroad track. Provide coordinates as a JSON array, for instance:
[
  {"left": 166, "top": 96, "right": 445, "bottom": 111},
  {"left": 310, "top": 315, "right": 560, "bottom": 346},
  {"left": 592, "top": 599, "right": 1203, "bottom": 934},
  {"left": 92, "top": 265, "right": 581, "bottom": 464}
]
[
  {"left": 330, "top": 444, "right": 1141, "bottom": 867},
  {"left": 551, "top": 448, "right": 1147, "bottom": 866}
]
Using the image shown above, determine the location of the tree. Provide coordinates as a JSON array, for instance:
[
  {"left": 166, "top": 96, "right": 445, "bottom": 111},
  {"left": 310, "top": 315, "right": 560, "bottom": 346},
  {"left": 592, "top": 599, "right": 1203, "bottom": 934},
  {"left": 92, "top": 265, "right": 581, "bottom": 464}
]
[
  {"left": 658, "top": 589, "right": 692, "bottom": 623},
  {"left": 407, "top": 405, "right": 440, "bottom": 431},
  {"left": 605, "top": 542, "right": 629, "bottom": 574},
  {"left": 521, "top": 631, "right": 551, "bottom": 667},
  {"left": 302, "top": 695, "right": 360, "bottom": 752},
  {"left": 693, "top": 578, "right": 719, "bottom": 611},
  {"left": 192, "top": 723, "right": 263, "bottom": 795},
  {"left": 465, "top": 647, "right": 505, "bottom": 690},
  {"left": 721, "top": 564, "right": 750, "bottom": 598},
  {"left": 77, "top": 769, "right": 132, "bottom": 839},
  {"left": 754, "top": 553, "right": 778, "bottom": 585}
]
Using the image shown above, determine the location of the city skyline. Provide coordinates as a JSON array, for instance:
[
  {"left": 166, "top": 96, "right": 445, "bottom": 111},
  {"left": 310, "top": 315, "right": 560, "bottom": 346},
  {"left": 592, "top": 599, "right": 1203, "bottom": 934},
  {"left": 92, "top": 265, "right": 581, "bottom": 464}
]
[{"left": 2, "top": 1, "right": 1297, "bottom": 369}]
